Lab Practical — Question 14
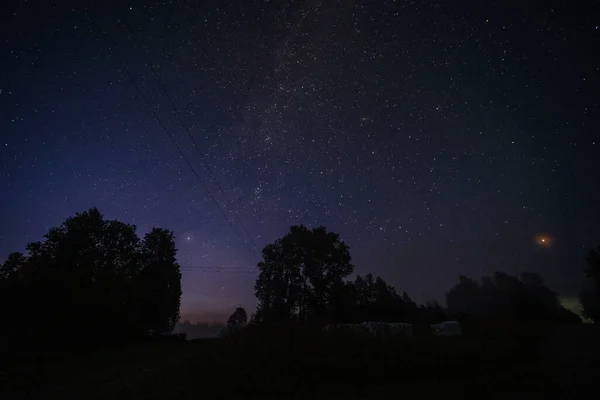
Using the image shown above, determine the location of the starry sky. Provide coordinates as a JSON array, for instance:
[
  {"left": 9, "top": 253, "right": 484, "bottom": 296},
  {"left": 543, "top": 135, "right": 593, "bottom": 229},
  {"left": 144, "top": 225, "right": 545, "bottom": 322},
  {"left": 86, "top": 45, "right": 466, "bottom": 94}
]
[{"left": 1, "top": 0, "right": 599, "bottom": 323}]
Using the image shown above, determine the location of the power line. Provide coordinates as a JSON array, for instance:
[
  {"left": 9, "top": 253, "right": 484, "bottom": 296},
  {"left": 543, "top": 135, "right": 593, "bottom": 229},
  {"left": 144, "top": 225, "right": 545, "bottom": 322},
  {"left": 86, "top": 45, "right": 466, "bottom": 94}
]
[
  {"left": 119, "top": 16, "right": 261, "bottom": 257},
  {"left": 180, "top": 270, "right": 258, "bottom": 274},
  {"left": 84, "top": 9, "right": 259, "bottom": 260},
  {"left": 179, "top": 266, "right": 259, "bottom": 274},
  {"left": 179, "top": 265, "right": 257, "bottom": 270}
]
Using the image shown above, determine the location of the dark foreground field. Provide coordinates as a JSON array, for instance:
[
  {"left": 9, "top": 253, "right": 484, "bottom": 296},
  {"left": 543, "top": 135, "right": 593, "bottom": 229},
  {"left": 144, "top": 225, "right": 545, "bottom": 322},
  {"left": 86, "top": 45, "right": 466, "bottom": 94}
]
[{"left": 1, "top": 325, "right": 598, "bottom": 399}]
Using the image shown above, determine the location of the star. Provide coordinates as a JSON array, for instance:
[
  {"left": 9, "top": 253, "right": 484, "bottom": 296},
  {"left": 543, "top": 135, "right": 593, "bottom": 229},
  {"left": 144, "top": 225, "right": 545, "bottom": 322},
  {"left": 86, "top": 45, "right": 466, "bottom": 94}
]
[
  {"left": 0, "top": 0, "right": 597, "bottom": 324},
  {"left": 534, "top": 234, "right": 554, "bottom": 249}
]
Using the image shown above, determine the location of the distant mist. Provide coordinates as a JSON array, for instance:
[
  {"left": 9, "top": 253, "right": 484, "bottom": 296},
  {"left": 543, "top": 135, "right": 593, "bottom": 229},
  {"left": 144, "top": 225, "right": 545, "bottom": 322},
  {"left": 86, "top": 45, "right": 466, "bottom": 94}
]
[
  {"left": 179, "top": 310, "right": 231, "bottom": 325},
  {"left": 559, "top": 296, "right": 583, "bottom": 317},
  {"left": 173, "top": 320, "right": 225, "bottom": 339}
]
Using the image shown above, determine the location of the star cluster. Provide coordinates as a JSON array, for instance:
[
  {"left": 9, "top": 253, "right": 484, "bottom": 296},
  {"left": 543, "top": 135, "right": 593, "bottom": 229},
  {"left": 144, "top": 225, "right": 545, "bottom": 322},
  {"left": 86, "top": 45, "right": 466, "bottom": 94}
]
[{"left": 1, "top": 0, "right": 598, "bottom": 322}]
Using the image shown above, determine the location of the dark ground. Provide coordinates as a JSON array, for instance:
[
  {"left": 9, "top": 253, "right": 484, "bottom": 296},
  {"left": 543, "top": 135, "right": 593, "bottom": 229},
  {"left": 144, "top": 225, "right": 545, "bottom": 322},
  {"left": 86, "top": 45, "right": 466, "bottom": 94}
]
[
  {"left": 537, "top": 325, "right": 600, "bottom": 399},
  {"left": 1, "top": 325, "right": 598, "bottom": 399}
]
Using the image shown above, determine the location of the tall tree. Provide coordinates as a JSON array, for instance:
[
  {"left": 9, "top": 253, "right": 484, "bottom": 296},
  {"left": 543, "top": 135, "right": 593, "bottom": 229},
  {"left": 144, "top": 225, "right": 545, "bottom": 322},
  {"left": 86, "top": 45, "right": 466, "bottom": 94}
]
[
  {"left": 580, "top": 246, "right": 600, "bottom": 322},
  {"left": 0, "top": 252, "right": 26, "bottom": 337},
  {"left": 225, "top": 307, "right": 248, "bottom": 333},
  {"left": 0, "top": 252, "right": 25, "bottom": 280},
  {"left": 254, "top": 225, "right": 354, "bottom": 323},
  {"left": 446, "top": 275, "right": 483, "bottom": 317},
  {"left": 138, "top": 228, "right": 182, "bottom": 335},
  {"left": 446, "top": 271, "right": 580, "bottom": 330},
  {"left": 351, "top": 274, "right": 421, "bottom": 323},
  {"left": 0, "top": 208, "right": 183, "bottom": 344},
  {"left": 327, "top": 274, "right": 424, "bottom": 324}
]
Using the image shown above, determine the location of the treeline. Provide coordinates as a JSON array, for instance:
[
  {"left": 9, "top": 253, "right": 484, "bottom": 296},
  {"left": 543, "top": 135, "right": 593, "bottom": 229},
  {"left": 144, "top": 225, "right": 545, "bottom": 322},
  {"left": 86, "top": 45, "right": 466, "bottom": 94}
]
[
  {"left": 250, "top": 225, "right": 584, "bottom": 334},
  {"left": 327, "top": 274, "right": 446, "bottom": 326},
  {"left": 174, "top": 321, "right": 225, "bottom": 340},
  {"left": 446, "top": 273, "right": 581, "bottom": 334},
  {"left": 2, "top": 211, "right": 597, "bottom": 348},
  {"left": 580, "top": 247, "right": 600, "bottom": 322},
  {"left": 0, "top": 209, "right": 182, "bottom": 347}
]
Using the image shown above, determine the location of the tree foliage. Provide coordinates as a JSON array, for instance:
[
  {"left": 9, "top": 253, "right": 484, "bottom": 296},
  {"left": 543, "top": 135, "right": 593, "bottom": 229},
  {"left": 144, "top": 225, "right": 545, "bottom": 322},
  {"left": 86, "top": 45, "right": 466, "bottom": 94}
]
[
  {"left": 446, "top": 272, "right": 580, "bottom": 333},
  {"left": 580, "top": 246, "right": 600, "bottom": 322},
  {"left": 227, "top": 307, "right": 248, "bottom": 330},
  {"left": 220, "top": 307, "right": 248, "bottom": 337},
  {"left": 251, "top": 225, "right": 585, "bottom": 336},
  {"left": 0, "top": 208, "right": 182, "bottom": 345},
  {"left": 252, "top": 225, "right": 450, "bottom": 326},
  {"left": 254, "top": 225, "right": 354, "bottom": 323},
  {"left": 329, "top": 274, "right": 446, "bottom": 325}
]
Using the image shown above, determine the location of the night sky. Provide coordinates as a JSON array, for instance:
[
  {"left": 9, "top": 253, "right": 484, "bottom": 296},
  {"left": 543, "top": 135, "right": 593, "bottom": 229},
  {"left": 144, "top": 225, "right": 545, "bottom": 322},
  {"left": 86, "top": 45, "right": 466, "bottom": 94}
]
[{"left": 1, "top": 1, "right": 598, "bottom": 322}]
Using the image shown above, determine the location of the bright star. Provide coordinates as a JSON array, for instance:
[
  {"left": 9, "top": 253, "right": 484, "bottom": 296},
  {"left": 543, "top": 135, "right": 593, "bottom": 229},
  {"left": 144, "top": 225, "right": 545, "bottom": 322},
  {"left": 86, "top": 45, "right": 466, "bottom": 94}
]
[{"left": 534, "top": 233, "right": 554, "bottom": 248}]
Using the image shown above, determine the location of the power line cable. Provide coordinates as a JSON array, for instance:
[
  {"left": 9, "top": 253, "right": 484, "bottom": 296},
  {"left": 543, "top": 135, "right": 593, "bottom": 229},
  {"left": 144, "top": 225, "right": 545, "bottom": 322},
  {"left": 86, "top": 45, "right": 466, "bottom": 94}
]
[
  {"left": 179, "top": 265, "right": 256, "bottom": 270},
  {"left": 84, "top": 8, "right": 258, "bottom": 260},
  {"left": 179, "top": 266, "right": 258, "bottom": 274},
  {"left": 119, "top": 15, "right": 261, "bottom": 257},
  {"left": 180, "top": 269, "right": 257, "bottom": 274}
]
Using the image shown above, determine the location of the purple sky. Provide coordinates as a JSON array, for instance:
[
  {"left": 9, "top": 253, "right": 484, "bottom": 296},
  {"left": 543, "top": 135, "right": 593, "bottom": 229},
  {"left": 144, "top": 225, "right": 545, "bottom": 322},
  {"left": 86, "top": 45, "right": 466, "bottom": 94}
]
[{"left": 1, "top": 0, "right": 599, "bottom": 322}]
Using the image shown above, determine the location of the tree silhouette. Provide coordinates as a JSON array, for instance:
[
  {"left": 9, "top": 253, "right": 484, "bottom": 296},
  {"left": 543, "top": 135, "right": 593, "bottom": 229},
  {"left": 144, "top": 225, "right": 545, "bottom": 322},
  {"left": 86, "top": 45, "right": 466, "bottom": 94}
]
[
  {"left": 329, "top": 279, "right": 360, "bottom": 323},
  {"left": 254, "top": 225, "right": 354, "bottom": 323},
  {"left": 0, "top": 252, "right": 27, "bottom": 338},
  {"left": 0, "top": 252, "right": 25, "bottom": 280},
  {"left": 580, "top": 245, "right": 600, "bottom": 322},
  {"left": 350, "top": 274, "right": 410, "bottom": 322},
  {"left": 327, "top": 274, "right": 441, "bottom": 325},
  {"left": 446, "top": 271, "right": 580, "bottom": 336},
  {"left": 417, "top": 301, "right": 447, "bottom": 325},
  {"left": 221, "top": 307, "right": 248, "bottom": 337},
  {"left": 138, "top": 228, "right": 182, "bottom": 335},
  {"left": 0, "top": 208, "right": 182, "bottom": 345}
]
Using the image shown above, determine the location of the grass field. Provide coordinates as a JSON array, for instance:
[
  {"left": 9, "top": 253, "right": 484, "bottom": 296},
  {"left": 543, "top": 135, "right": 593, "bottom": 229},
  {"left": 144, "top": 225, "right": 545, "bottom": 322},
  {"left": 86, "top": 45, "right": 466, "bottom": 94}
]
[{"left": 1, "top": 325, "right": 597, "bottom": 399}]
